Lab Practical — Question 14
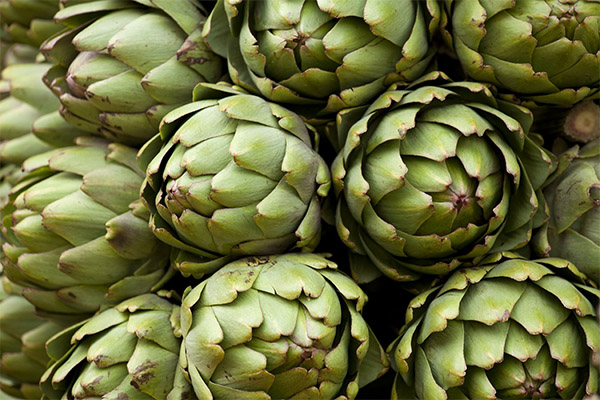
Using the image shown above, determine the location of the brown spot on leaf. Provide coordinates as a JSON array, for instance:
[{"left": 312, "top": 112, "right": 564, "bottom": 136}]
[{"left": 130, "top": 359, "right": 159, "bottom": 389}]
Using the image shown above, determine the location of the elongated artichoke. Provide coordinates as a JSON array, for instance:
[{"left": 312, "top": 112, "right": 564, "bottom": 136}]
[
  {"left": 0, "top": 0, "right": 62, "bottom": 47},
  {"left": 533, "top": 138, "right": 600, "bottom": 284},
  {"left": 332, "top": 72, "right": 556, "bottom": 284},
  {"left": 1, "top": 138, "right": 172, "bottom": 320},
  {"left": 388, "top": 253, "right": 600, "bottom": 399},
  {"left": 0, "top": 273, "right": 66, "bottom": 399},
  {"left": 0, "top": 62, "right": 58, "bottom": 165},
  {"left": 180, "top": 253, "right": 388, "bottom": 399},
  {"left": 0, "top": 58, "right": 89, "bottom": 166},
  {"left": 40, "top": 293, "right": 192, "bottom": 399},
  {"left": 441, "top": 0, "right": 600, "bottom": 106},
  {"left": 140, "top": 84, "right": 331, "bottom": 278},
  {"left": 41, "top": 0, "right": 223, "bottom": 146},
  {"left": 203, "top": 0, "right": 440, "bottom": 115}
]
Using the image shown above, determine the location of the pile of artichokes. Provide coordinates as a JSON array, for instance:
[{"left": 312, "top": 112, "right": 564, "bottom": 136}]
[{"left": 0, "top": 0, "right": 598, "bottom": 399}]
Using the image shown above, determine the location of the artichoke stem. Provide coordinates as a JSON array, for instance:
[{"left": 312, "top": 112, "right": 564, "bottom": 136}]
[{"left": 563, "top": 101, "right": 600, "bottom": 143}]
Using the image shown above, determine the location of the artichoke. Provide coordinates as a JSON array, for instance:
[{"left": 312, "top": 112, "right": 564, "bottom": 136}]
[
  {"left": 533, "top": 138, "right": 600, "bottom": 285},
  {"left": 0, "top": 0, "right": 62, "bottom": 47},
  {"left": 388, "top": 253, "right": 600, "bottom": 399},
  {"left": 0, "top": 273, "right": 66, "bottom": 399},
  {"left": 441, "top": 0, "right": 600, "bottom": 106},
  {"left": 203, "top": 0, "right": 440, "bottom": 115},
  {"left": 1, "top": 138, "right": 172, "bottom": 319},
  {"left": 139, "top": 84, "right": 331, "bottom": 278},
  {"left": 41, "top": 0, "right": 223, "bottom": 146},
  {"left": 332, "top": 72, "right": 557, "bottom": 284},
  {"left": 180, "top": 253, "right": 388, "bottom": 399},
  {"left": 0, "top": 62, "right": 58, "bottom": 165},
  {"left": 40, "top": 293, "right": 192, "bottom": 399}
]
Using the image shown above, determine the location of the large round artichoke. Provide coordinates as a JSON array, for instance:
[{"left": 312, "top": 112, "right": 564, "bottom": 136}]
[
  {"left": 533, "top": 138, "right": 600, "bottom": 285},
  {"left": 332, "top": 72, "right": 557, "bottom": 284},
  {"left": 203, "top": 0, "right": 440, "bottom": 115},
  {"left": 442, "top": 0, "right": 600, "bottom": 106},
  {"left": 40, "top": 293, "right": 192, "bottom": 399},
  {"left": 180, "top": 253, "right": 388, "bottom": 399},
  {"left": 41, "top": 0, "right": 223, "bottom": 146},
  {"left": 140, "top": 84, "right": 331, "bottom": 278},
  {"left": 1, "top": 138, "right": 172, "bottom": 320},
  {"left": 388, "top": 253, "right": 600, "bottom": 399},
  {"left": 0, "top": 273, "right": 66, "bottom": 399}
]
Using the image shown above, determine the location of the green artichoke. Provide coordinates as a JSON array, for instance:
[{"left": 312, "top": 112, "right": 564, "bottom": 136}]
[
  {"left": 388, "top": 253, "right": 600, "bottom": 400},
  {"left": 40, "top": 293, "right": 192, "bottom": 399},
  {"left": 0, "top": 59, "right": 89, "bottom": 165},
  {"left": 533, "top": 138, "right": 600, "bottom": 285},
  {"left": 203, "top": 0, "right": 440, "bottom": 115},
  {"left": 0, "top": 42, "right": 38, "bottom": 70},
  {"left": 41, "top": 0, "right": 223, "bottom": 146},
  {"left": 0, "top": 0, "right": 62, "bottom": 47},
  {"left": 441, "top": 0, "right": 600, "bottom": 106},
  {"left": 140, "top": 84, "right": 331, "bottom": 278},
  {"left": 0, "top": 273, "right": 66, "bottom": 399},
  {"left": 0, "top": 62, "right": 58, "bottom": 165},
  {"left": 180, "top": 253, "right": 388, "bottom": 399},
  {"left": 332, "top": 72, "right": 557, "bottom": 284},
  {"left": 1, "top": 138, "right": 172, "bottom": 319}
]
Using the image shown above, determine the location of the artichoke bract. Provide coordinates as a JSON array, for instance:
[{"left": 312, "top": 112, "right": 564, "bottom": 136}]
[
  {"left": 0, "top": 274, "right": 66, "bottom": 399},
  {"left": 40, "top": 293, "right": 192, "bottom": 400},
  {"left": 140, "top": 84, "right": 331, "bottom": 278},
  {"left": 1, "top": 138, "right": 172, "bottom": 320},
  {"left": 442, "top": 0, "right": 600, "bottom": 106},
  {"left": 388, "top": 253, "right": 600, "bottom": 400},
  {"left": 180, "top": 253, "right": 388, "bottom": 400},
  {"left": 332, "top": 72, "right": 557, "bottom": 284},
  {"left": 41, "top": 0, "right": 223, "bottom": 146},
  {"left": 0, "top": 0, "right": 62, "bottom": 47},
  {"left": 533, "top": 138, "right": 600, "bottom": 285},
  {"left": 203, "top": 0, "right": 440, "bottom": 115}
]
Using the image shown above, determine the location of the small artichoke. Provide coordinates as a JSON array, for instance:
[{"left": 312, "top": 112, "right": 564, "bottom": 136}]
[
  {"left": 1, "top": 138, "right": 172, "bottom": 320},
  {"left": 442, "top": 0, "right": 600, "bottom": 106},
  {"left": 203, "top": 0, "right": 440, "bottom": 115},
  {"left": 180, "top": 253, "right": 388, "bottom": 399},
  {"left": 0, "top": 273, "right": 66, "bottom": 399},
  {"left": 140, "top": 84, "right": 331, "bottom": 278},
  {"left": 41, "top": 0, "right": 223, "bottom": 146},
  {"left": 332, "top": 72, "right": 557, "bottom": 284},
  {"left": 533, "top": 138, "right": 600, "bottom": 284},
  {"left": 40, "top": 293, "right": 192, "bottom": 399},
  {"left": 388, "top": 253, "right": 600, "bottom": 399}
]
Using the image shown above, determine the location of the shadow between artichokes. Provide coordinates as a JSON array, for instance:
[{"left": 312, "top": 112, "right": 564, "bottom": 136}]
[
  {"left": 40, "top": 292, "right": 191, "bottom": 400},
  {"left": 203, "top": 0, "right": 440, "bottom": 116},
  {"left": 1, "top": 138, "right": 173, "bottom": 321},
  {"left": 332, "top": 71, "right": 557, "bottom": 285},
  {"left": 179, "top": 253, "right": 388, "bottom": 400},
  {"left": 139, "top": 84, "right": 331, "bottom": 279},
  {"left": 387, "top": 252, "right": 600, "bottom": 400},
  {"left": 41, "top": 0, "right": 223, "bottom": 146},
  {"left": 441, "top": 0, "right": 600, "bottom": 107}
]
